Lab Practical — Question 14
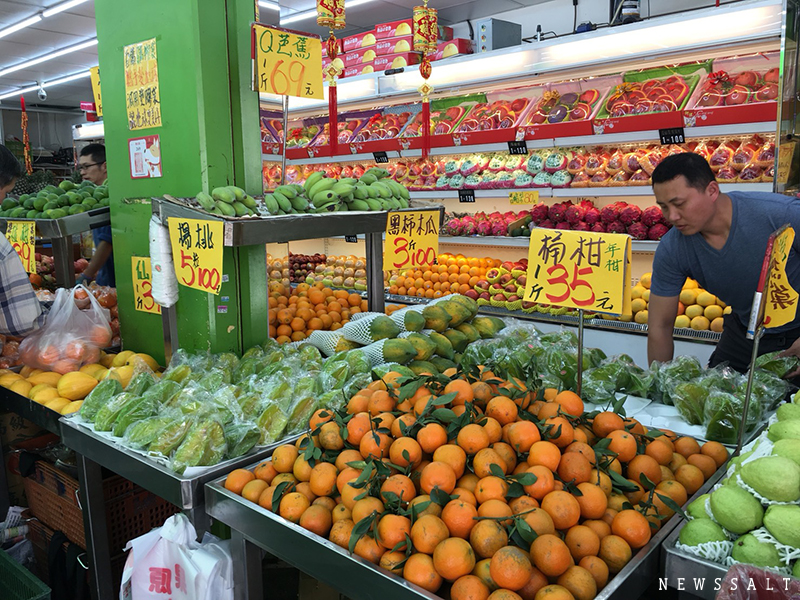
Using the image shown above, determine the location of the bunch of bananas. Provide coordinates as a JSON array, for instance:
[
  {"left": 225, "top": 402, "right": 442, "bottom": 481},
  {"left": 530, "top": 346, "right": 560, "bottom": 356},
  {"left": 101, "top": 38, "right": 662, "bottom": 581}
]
[{"left": 195, "top": 186, "right": 259, "bottom": 217}]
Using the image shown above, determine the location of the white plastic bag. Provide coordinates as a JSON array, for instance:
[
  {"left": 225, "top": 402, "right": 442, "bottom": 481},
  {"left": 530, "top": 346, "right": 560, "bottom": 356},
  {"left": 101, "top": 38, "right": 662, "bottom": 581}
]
[
  {"left": 120, "top": 513, "right": 233, "bottom": 600},
  {"left": 149, "top": 215, "right": 179, "bottom": 308}
]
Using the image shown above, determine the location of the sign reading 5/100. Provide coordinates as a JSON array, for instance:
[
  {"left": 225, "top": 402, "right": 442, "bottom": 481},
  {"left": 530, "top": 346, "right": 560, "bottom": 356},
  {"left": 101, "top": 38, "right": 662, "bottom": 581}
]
[
  {"left": 167, "top": 217, "right": 224, "bottom": 295},
  {"left": 253, "top": 24, "right": 323, "bottom": 100}
]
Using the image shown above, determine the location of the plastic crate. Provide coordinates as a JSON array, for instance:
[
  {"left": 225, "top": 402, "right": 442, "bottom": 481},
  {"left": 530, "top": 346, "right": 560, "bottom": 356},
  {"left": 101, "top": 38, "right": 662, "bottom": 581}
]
[{"left": 0, "top": 548, "right": 50, "bottom": 600}]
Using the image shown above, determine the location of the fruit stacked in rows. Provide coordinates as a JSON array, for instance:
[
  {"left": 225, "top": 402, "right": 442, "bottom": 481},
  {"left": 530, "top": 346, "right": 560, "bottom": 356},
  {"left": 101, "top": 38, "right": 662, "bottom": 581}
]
[
  {"left": 224, "top": 370, "right": 725, "bottom": 600},
  {"left": 1, "top": 180, "right": 109, "bottom": 219},
  {"left": 268, "top": 282, "right": 365, "bottom": 344},
  {"left": 602, "top": 74, "right": 692, "bottom": 118},
  {"left": 692, "top": 68, "right": 779, "bottom": 108},
  {"left": 385, "top": 253, "right": 498, "bottom": 300},
  {"left": 305, "top": 255, "right": 368, "bottom": 291}
]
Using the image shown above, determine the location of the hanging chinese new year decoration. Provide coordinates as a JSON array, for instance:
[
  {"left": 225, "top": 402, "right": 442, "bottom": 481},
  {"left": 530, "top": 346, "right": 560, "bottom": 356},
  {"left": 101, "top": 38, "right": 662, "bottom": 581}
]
[
  {"left": 318, "top": 0, "right": 345, "bottom": 155},
  {"left": 20, "top": 97, "right": 32, "bottom": 175},
  {"left": 413, "top": 1, "right": 438, "bottom": 158}
]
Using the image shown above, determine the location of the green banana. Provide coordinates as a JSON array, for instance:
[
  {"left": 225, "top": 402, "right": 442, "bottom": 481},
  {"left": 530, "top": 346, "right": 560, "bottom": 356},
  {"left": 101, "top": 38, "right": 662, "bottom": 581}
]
[
  {"left": 308, "top": 177, "right": 336, "bottom": 198},
  {"left": 313, "top": 190, "right": 339, "bottom": 208},
  {"left": 353, "top": 184, "right": 369, "bottom": 200},
  {"left": 241, "top": 195, "right": 258, "bottom": 209},
  {"left": 303, "top": 171, "right": 325, "bottom": 194},
  {"left": 349, "top": 199, "right": 370, "bottom": 211},
  {"left": 273, "top": 191, "right": 292, "bottom": 212},
  {"left": 290, "top": 195, "right": 309, "bottom": 211},
  {"left": 228, "top": 186, "right": 246, "bottom": 201},
  {"left": 314, "top": 201, "right": 339, "bottom": 213},
  {"left": 196, "top": 192, "right": 215, "bottom": 211},
  {"left": 212, "top": 187, "right": 236, "bottom": 203},
  {"left": 359, "top": 173, "right": 378, "bottom": 185},
  {"left": 397, "top": 197, "right": 409, "bottom": 209},
  {"left": 385, "top": 179, "right": 410, "bottom": 199},
  {"left": 232, "top": 201, "right": 249, "bottom": 216},
  {"left": 216, "top": 200, "right": 236, "bottom": 216},
  {"left": 365, "top": 184, "right": 379, "bottom": 199},
  {"left": 337, "top": 177, "right": 357, "bottom": 186},
  {"left": 275, "top": 185, "right": 297, "bottom": 199},
  {"left": 331, "top": 182, "right": 355, "bottom": 196},
  {"left": 290, "top": 184, "right": 304, "bottom": 195},
  {"left": 263, "top": 193, "right": 279, "bottom": 214},
  {"left": 371, "top": 181, "right": 392, "bottom": 198},
  {"left": 339, "top": 193, "right": 354, "bottom": 203},
  {"left": 364, "top": 198, "right": 383, "bottom": 211},
  {"left": 364, "top": 167, "right": 390, "bottom": 179}
]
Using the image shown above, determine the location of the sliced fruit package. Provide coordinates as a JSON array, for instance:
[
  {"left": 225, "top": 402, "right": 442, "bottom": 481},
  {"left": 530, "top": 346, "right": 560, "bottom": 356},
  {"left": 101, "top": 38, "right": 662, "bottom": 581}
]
[
  {"left": 454, "top": 89, "right": 532, "bottom": 133},
  {"left": 705, "top": 135, "right": 775, "bottom": 183},
  {"left": 351, "top": 105, "right": 420, "bottom": 142},
  {"left": 401, "top": 94, "right": 482, "bottom": 137},
  {"left": 284, "top": 119, "right": 324, "bottom": 149},
  {"left": 518, "top": 75, "right": 620, "bottom": 127},
  {"left": 309, "top": 110, "right": 379, "bottom": 147},
  {"left": 596, "top": 63, "right": 710, "bottom": 119},
  {"left": 686, "top": 51, "right": 780, "bottom": 109},
  {"left": 260, "top": 110, "right": 282, "bottom": 145}
]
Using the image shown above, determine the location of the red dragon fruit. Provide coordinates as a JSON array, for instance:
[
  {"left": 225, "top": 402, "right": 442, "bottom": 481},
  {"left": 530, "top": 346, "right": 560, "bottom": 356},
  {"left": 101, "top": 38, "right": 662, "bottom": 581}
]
[
  {"left": 539, "top": 219, "right": 555, "bottom": 229},
  {"left": 583, "top": 206, "right": 601, "bottom": 225},
  {"left": 591, "top": 223, "right": 606, "bottom": 233},
  {"left": 531, "top": 203, "right": 550, "bottom": 224},
  {"left": 556, "top": 221, "right": 572, "bottom": 230},
  {"left": 565, "top": 203, "right": 586, "bottom": 225},
  {"left": 572, "top": 221, "right": 591, "bottom": 231},
  {"left": 641, "top": 205, "right": 666, "bottom": 227},
  {"left": 548, "top": 201, "right": 571, "bottom": 223},
  {"left": 462, "top": 220, "right": 477, "bottom": 235},
  {"left": 600, "top": 202, "right": 624, "bottom": 224},
  {"left": 491, "top": 221, "right": 508, "bottom": 236},
  {"left": 626, "top": 222, "right": 649, "bottom": 240},
  {"left": 606, "top": 220, "right": 626, "bottom": 234},
  {"left": 445, "top": 218, "right": 463, "bottom": 236},
  {"left": 619, "top": 204, "right": 643, "bottom": 226},
  {"left": 476, "top": 221, "right": 492, "bottom": 236},
  {"left": 648, "top": 223, "right": 670, "bottom": 240}
]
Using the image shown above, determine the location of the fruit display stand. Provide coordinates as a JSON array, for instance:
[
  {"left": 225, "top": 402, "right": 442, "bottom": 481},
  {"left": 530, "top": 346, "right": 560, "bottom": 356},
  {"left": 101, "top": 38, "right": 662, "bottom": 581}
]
[
  {"left": 0, "top": 207, "right": 110, "bottom": 288},
  {"left": 205, "top": 456, "right": 727, "bottom": 600}
]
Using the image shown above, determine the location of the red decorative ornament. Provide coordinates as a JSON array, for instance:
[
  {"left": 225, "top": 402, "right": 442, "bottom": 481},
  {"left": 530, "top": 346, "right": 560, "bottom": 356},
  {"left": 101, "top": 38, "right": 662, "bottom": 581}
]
[
  {"left": 20, "top": 97, "right": 31, "bottom": 175},
  {"left": 318, "top": 0, "right": 345, "bottom": 155},
  {"left": 413, "top": 2, "right": 437, "bottom": 158}
]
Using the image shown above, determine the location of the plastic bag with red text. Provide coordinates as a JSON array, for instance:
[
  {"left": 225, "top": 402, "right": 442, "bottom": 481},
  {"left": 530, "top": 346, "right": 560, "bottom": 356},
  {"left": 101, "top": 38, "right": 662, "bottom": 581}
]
[{"left": 716, "top": 563, "right": 799, "bottom": 600}]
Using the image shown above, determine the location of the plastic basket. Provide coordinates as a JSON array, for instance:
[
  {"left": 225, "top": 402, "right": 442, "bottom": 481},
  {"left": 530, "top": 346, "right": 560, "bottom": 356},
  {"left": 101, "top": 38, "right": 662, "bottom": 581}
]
[{"left": 0, "top": 548, "right": 50, "bottom": 600}]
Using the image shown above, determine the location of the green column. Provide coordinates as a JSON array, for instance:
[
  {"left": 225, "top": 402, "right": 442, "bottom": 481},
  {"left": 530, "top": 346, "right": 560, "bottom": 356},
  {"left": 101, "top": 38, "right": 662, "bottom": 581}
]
[{"left": 95, "top": 0, "right": 266, "bottom": 361}]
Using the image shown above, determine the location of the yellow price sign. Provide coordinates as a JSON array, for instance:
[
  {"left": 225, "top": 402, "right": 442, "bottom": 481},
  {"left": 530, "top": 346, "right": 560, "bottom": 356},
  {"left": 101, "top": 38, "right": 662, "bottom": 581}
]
[
  {"left": 253, "top": 24, "right": 323, "bottom": 99},
  {"left": 5, "top": 221, "right": 36, "bottom": 273},
  {"left": 131, "top": 256, "right": 161, "bottom": 314},
  {"left": 523, "top": 229, "right": 631, "bottom": 315},
  {"left": 89, "top": 66, "right": 102, "bottom": 117},
  {"left": 384, "top": 210, "right": 440, "bottom": 272},
  {"left": 777, "top": 141, "right": 796, "bottom": 185},
  {"left": 509, "top": 190, "right": 539, "bottom": 205},
  {"left": 167, "top": 217, "right": 224, "bottom": 295},
  {"left": 124, "top": 38, "right": 162, "bottom": 130},
  {"left": 763, "top": 226, "right": 798, "bottom": 329}
]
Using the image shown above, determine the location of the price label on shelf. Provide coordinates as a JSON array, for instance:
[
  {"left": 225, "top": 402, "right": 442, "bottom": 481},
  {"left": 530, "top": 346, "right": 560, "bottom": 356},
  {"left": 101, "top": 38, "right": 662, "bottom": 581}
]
[
  {"left": 523, "top": 229, "right": 632, "bottom": 315},
  {"left": 458, "top": 189, "right": 476, "bottom": 203},
  {"left": 659, "top": 127, "right": 685, "bottom": 145},
  {"left": 131, "top": 256, "right": 161, "bottom": 314},
  {"left": 167, "top": 217, "right": 224, "bottom": 295},
  {"left": 345, "top": 235, "right": 358, "bottom": 243},
  {"left": 507, "top": 140, "right": 528, "bottom": 155},
  {"left": 4, "top": 221, "right": 35, "bottom": 273},
  {"left": 509, "top": 190, "right": 539, "bottom": 205},
  {"left": 253, "top": 24, "right": 323, "bottom": 99},
  {"left": 384, "top": 210, "right": 440, "bottom": 271},
  {"left": 372, "top": 151, "right": 389, "bottom": 163}
]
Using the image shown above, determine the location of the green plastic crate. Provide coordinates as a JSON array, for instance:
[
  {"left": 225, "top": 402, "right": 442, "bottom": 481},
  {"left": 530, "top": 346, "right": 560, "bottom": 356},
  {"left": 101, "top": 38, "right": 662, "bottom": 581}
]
[{"left": 0, "top": 549, "right": 50, "bottom": 600}]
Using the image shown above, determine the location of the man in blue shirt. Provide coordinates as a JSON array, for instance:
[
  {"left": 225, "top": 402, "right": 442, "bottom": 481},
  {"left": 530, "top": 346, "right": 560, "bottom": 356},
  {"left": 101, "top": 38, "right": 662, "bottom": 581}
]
[
  {"left": 648, "top": 152, "right": 800, "bottom": 374},
  {"left": 77, "top": 143, "right": 114, "bottom": 287}
]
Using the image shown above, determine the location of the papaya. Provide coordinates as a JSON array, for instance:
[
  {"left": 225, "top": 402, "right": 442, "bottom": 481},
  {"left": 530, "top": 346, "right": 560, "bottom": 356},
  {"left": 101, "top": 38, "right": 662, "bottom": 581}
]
[
  {"left": 447, "top": 293, "right": 479, "bottom": 319},
  {"left": 454, "top": 322, "right": 481, "bottom": 344},
  {"left": 471, "top": 316, "right": 507, "bottom": 339},
  {"left": 438, "top": 300, "right": 472, "bottom": 328},
  {"left": 408, "top": 360, "right": 440, "bottom": 376},
  {"left": 404, "top": 333, "right": 438, "bottom": 361},
  {"left": 366, "top": 315, "right": 401, "bottom": 342},
  {"left": 379, "top": 339, "right": 417, "bottom": 365},
  {"left": 428, "top": 331, "right": 455, "bottom": 360},
  {"left": 335, "top": 338, "right": 363, "bottom": 352},
  {"left": 442, "top": 329, "right": 469, "bottom": 353},
  {"left": 402, "top": 310, "right": 426, "bottom": 333},
  {"left": 429, "top": 356, "right": 458, "bottom": 373},
  {"left": 422, "top": 304, "right": 452, "bottom": 332}
]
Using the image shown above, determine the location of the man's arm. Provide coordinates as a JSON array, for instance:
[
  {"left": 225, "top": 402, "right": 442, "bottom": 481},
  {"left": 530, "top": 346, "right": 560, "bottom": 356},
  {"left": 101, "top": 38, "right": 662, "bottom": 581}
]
[
  {"left": 647, "top": 293, "right": 680, "bottom": 365},
  {"left": 779, "top": 338, "right": 800, "bottom": 378},
  {"left": 0, "top": 240, "right": 44, "bottom": 336},
  {"left": 81, "top": 240, "right": 112, "bottom": 281}
]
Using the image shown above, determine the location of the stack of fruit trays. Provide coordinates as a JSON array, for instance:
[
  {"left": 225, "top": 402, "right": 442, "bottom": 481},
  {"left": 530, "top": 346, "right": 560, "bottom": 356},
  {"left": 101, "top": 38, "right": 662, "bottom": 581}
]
[
  {"left": 351, "top": 109, "right": 417, "bottom": 143},
  {"left": 685, "top": 52, "right": 779, "bottom": 111}
]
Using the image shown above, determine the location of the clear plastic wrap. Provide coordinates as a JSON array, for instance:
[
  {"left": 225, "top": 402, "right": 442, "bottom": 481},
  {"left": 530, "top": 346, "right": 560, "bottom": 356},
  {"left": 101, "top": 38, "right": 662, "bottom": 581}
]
[
  {"left": 704, "top": 389, "right": 763, "bottom": 444},
  {"left": 756, "top": 351, "right": 800, "bottom": 380},
  {"left": 650, "top": 355, "right": 705, "bottom": 405}
]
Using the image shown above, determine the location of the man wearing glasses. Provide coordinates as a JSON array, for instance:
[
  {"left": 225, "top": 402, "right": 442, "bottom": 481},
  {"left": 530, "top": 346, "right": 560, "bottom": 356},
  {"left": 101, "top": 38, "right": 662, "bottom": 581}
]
[{"left": 77, "top": 144, "right": 114, "bottom": 287}]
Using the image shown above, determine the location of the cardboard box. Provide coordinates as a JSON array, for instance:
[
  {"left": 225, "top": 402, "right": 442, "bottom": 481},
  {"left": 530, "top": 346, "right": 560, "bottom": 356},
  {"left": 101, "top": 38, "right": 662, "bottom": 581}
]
[
  {"left": 377, "top": 36, "right": 414, "bottom": 56},
  {"left": 373, "top": 52, "right": 422, "bottom": 72},
  {"left": 343, "top": 30, "right": 376, "bottom": 52},
  {"left": 343, "top": 63, "right": 375, "bottom": 79},
  {"left": 437, "top": 25, "right": 454, "bottom": 41},
  {"left": 345, "top": 47, "right": 378, "bottom": 67},
  {"left": 376, "top": 19, "right": 413, "bottom": 40},
  {"left": 430, "top": 38, "right": 473, "bottom": 61}
]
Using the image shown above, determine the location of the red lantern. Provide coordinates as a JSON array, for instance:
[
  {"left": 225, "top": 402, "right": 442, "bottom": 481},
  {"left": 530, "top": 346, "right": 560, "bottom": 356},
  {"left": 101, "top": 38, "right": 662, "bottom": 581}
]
[{"left": 317, "top": 0, "right": 345, "bottom": 155}]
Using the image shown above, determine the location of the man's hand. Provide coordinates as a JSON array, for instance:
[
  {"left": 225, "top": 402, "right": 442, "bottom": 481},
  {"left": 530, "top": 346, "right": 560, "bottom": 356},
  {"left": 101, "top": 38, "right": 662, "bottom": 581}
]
[
  {"left": 779, "top": 337, "right": 800, "bottom": 378},
  {"left": 76, "top": 273, "right": 91, "bottom": 287}
]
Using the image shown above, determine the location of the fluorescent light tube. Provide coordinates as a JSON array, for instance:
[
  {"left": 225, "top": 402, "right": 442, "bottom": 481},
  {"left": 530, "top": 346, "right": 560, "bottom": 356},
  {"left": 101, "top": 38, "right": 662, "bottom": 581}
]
[
  {"left": 42, "top": 0, "right": 90, "bottom": 18},
  {"left": 0, "top": 38, "right": 97, "bottom": 78},
  {"left": 259, "top": 1, "right": 281, "bottom": 11},
  {"left": 0, "top": 70, "right": 91, "bottom": 100},
  {"left": 0, "top": 15, "right": 43, "bottom": 41},
  {"left": 280, "top": 9, "right": 316, "bottom": 25}
]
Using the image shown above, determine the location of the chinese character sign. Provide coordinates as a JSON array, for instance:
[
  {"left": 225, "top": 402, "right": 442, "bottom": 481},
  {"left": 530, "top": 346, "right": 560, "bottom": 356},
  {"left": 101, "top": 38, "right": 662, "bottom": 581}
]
[
  {"left": 4, "top": 221, "right": 35, "bottom": 273},
  {"left": 253, "top": 24, "right": 323, "bottom": 99},
  {"left": 763, "top": 226, "right": 798, "bottom": 328},
  {"left": 384, "top": 210, "right": 439, "bottom": 271},
  {"left": 89, "top": 66, "right": 102, "bottom": 117},
  {"left": 523, "top": 229, "right": 632, "bottom": 315},
  {"left": 509, "top": 191, "right": 539, "bottom": 205},
  {"left": 131, "top": 256, "right": 161, "bottom": 314},
  {"left": 124, "top": 38, "right": 162, "bottom": 131},
  {"left": 167, "top": 218, "right": 224, "bottom": 295}
]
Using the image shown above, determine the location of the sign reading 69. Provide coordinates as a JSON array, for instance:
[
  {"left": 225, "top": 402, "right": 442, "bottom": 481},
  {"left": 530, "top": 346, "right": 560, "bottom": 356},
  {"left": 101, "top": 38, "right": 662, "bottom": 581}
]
[{"left": 253, "top": 24, "right": 323, "bottom": 100}]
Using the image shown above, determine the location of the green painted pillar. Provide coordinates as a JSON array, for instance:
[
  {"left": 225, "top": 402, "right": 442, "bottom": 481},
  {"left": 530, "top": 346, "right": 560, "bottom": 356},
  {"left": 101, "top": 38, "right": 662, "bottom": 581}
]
[{"left": 95, "top": 0, "right": 267, "bottom": 362}]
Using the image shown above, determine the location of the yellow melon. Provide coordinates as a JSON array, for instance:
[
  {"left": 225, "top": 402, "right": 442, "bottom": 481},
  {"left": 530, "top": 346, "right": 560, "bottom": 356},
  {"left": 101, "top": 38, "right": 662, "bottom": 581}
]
[
  {"left": 9, "top": 379, "right": 32, "bottom": 398},
  {"left": 704, "top": 305, "right": 723, "bottom": 320},
  {"left": 60, "top": 400, "right": 84, "bottom": 415},
  {"left": 57, "top": 372, "right": 99, "bottom": 401},
  {"left": 32, "top": 387, "right": 61, "bottom": 404},
  {"left": 44, "top": 398, "right": 71, "bottom": 413},
  {"left": 27, "top": 372, "right": 62, "bottom": 387},
  {"left": 100, "top": 353, "right": 116, "bottom": 368},
  {"left": 111, "top": 351, "right": 136, "bottom": 368},
  {"left": 129, "top": 353, "right": 159, "bottom": 371},
  {"left": 0, "top": 373, "right": 24, "bottom": 388},
  {"left": 696, "top": 291, "right": 717, "bottom": 307},
  {"left": 675, "top": 315, "right": 691, "bottom": 328},
  {"left": 685, "top": 304, "right": 704, "bottom": 319}
]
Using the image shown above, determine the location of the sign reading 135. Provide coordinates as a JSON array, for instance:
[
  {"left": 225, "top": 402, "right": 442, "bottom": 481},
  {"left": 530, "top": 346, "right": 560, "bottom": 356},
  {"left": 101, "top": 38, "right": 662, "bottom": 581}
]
[
  {"left": 384, "top": 210, "right": 440, "bottom": 272},
  {"left": 523, "top": 229, "right": 632, "bottom": 315}
]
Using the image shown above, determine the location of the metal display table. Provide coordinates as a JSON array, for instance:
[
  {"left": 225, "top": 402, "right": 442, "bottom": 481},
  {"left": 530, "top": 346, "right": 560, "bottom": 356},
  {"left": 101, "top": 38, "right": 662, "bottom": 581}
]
[
  {"left": 0, "top": 207, "right": 111, "bottom": 288},
  {"left": 59, "top": 417, "right": 290, "bottom": 600},
  {"left": 205, "top": 458, "right": 728, "bottom": 600}
]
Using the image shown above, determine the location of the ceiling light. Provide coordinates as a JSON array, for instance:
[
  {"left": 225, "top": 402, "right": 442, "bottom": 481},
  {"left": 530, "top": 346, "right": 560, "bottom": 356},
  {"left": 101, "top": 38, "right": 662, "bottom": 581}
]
[
  {"left": 0, "top": 15, "right": 42, "bottom": 41},
  {"left": 0, "top": 70, "right": 90, "bottom": 100},
  {"left": 0, "top": 38, "right": 97, "bottom": 78},
  {"left": 280, "top": 9, "right": 317, "bottom": 25},
  {"left": 258, "top": 1, "right": 281, "bottom": 11},
  {"left": 42, "top": 0, "right": 90, "bottom": 18},
  {"left": 347, "top": 0, "right": 377, "bottom": 7}
]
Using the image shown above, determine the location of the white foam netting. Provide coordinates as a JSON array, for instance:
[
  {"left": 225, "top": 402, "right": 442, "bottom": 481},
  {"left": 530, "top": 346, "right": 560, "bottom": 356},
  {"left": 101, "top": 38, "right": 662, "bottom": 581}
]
[
  {"left": 675, "top": 540, "right": 734, "bottom": 565},
  {"left": 306, "top": 330, "right": 344, "bottom": 356},
  {"left": 341, "top": 314, "right": 393, "bottom": 345},
  {"left": 361, "top": 339, "right": 390, "bottom": 366},
  {"left": 349, "top": 311, "right": 385, "bottom": 322}
]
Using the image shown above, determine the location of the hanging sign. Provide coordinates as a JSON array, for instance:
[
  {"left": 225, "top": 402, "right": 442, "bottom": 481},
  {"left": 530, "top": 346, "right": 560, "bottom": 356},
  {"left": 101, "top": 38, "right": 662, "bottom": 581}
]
[
  {"left": 89, "top": 66, "right": 103, "bottom": 117},
  {"left": 523, "top": 229, "right": 632, "bottom": 315},
  {"left": 252, "top": 24, "right": 323, "bottom": 99},
  {"left": 4, "top": 221, "right": 35, "bottom": 273},
  {"left": 131, "top": 256, "right": 161, "bottom": 314},
  {"left": 123, "top": 38, "right": 162, "bottom": 130},
  {"left": 384, "top": 210, "right": 439, "bottom": 271},
  {"left": 777, "top": 141, "right": 796, "bottom": 185},
  {"left": 509, "top": 190, "right": 539, "bottom": 205},
  {"left": 763, "top": 226, "right": 798, "bottom": 329},
  {"left": 128, "top": 135, "right": 163, "bottom": 179},
  {"left": 168, "top": 218, "right": 224, "bottom": 294}
]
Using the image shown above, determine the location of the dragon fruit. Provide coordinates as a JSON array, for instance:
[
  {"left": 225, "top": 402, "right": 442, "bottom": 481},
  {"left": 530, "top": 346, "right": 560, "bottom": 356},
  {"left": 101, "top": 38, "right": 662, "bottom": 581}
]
[
  {"left": 556, "top": 221, "right": 572, "bottom": 230},
  {"left": 539, "top": 219, "right": 555, "bottom": 229},
  {"left": 548, "top": 201, "right": 571, "bottom": 223},
  {"left": 572, "top": 221, "right": 591, "bottom": 231},
  {"left": 600, "top": 202, "right": 624, "bottom": 224},
  {"left": 584, "top": 207, "right": 601, "bottom": 225},
  {"left": 606, "top": 220, "right": 626, "bottom": 234},
  {"left": 565, "top": 203, "right": 586, "bottom": 225},
  {"left": 619, "top": 204, "right": 643, "bottom": 226},
  {"left": 531, "top": 203, "right": 550, "bottom": 224},
  {"left": 476, "top": 221, "right": 492, "bottom": 236},
  {"left": 648, "top": 223, "right": 670, "bottom": 240},
  {"left": 626, "top": 222, "right": 649, "bottom": 240},
  {"left": 641, "top": 205, "right": 665, "bottom": 227},
  {"left": 491, "top": 221, "right": 508, "bottom": 236},
  {"left": 591, "top": 223, "right": 606, "bottom": 233},
  {"left": 445, "top": 218, "right": 463, "bottom": 236},
  {"left": 462, "top": 220, "right": 477, "bottom": 235}
]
